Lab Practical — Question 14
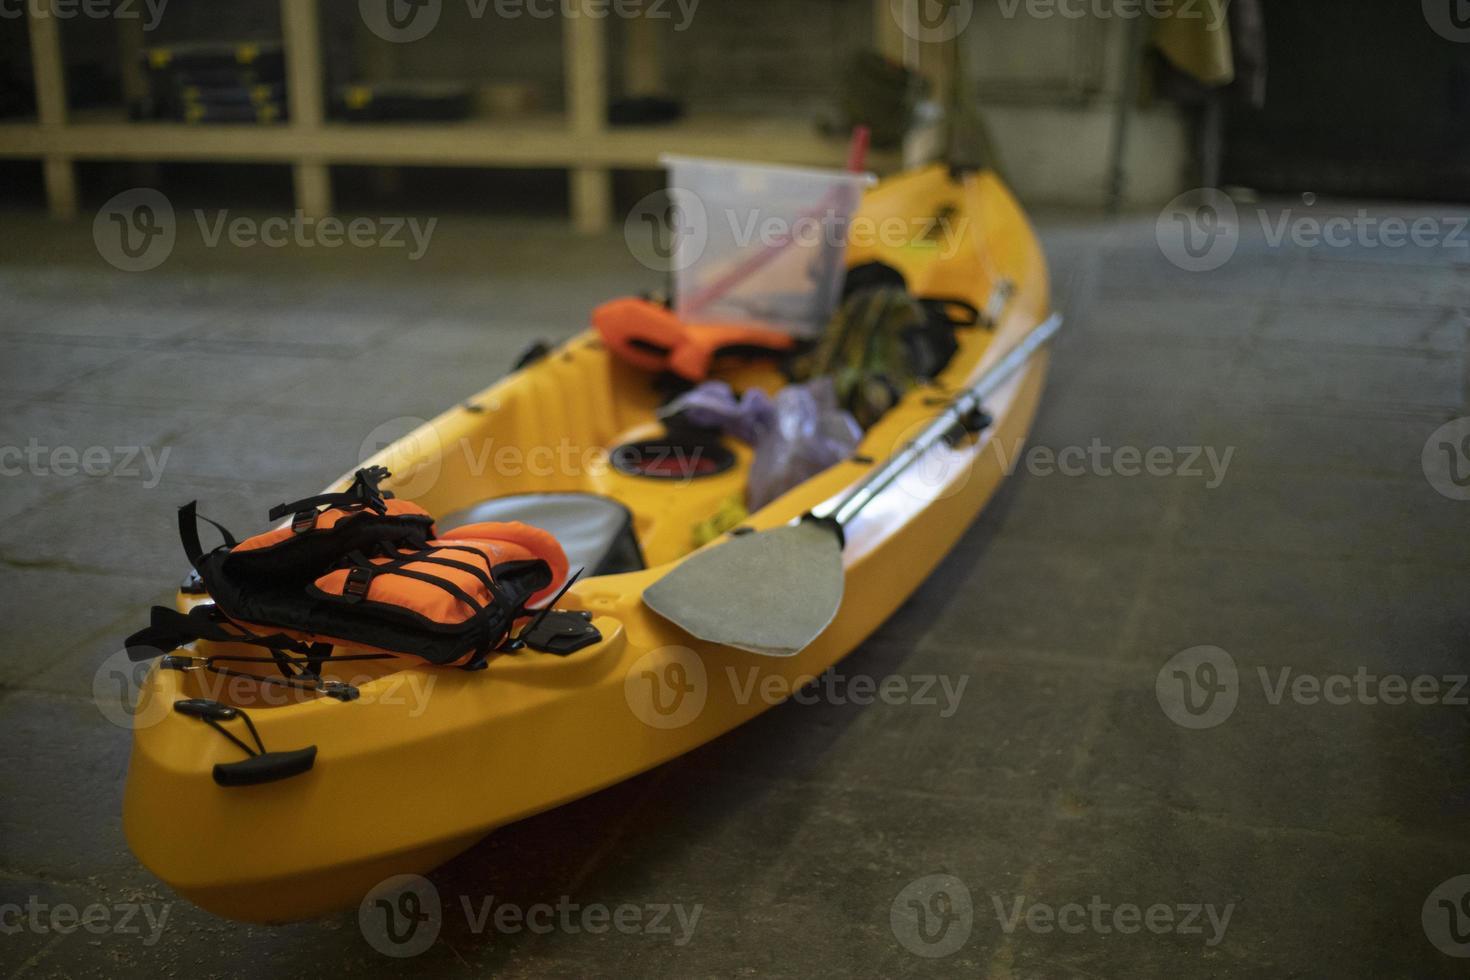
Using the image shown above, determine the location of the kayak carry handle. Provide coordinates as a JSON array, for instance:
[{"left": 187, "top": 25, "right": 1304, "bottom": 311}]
[
  {"left": 213, "top": 747, "right": 318, "bottom": 788},
  {"left": 172, "top": 698, "right": 319, "bottom": 787}
]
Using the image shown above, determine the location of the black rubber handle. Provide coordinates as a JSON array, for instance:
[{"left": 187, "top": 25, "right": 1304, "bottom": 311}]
[
  {"left": 174, "top": 698, "right": 237, "bottom": 721},
  {"left": 212, "top": 746, "right": 317, "bottom": 787}
]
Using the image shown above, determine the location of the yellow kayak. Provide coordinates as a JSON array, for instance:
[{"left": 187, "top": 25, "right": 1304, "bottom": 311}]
[{"left": 123, "top": 163, "right": 1054, "bottom": 923}]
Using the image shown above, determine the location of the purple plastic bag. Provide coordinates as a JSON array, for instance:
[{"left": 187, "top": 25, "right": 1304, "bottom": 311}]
[
  {"left": 661, "top": 380, "right": 775, "bottom": 446},
  {"left": 748, "top": 377, "right": 862, "bottom": 510},
  {"left": 662, "top": 378, "right": 862, "bottom": 511}
]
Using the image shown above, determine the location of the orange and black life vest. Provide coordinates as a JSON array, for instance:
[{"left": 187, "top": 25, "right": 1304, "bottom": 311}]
[
  {"left": 127, "top": 467, "right": 568, "bottom": 671},
  {"left": 592, "top": 296, "right": 796, "bottom": 382}
]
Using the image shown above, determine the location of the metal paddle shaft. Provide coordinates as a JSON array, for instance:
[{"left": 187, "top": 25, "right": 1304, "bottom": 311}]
[
  {"left": 818, "top": 311, "right": 1063, "bottom": 528},
  {"left": 642, "top": 312, "right": 1063, "bottom": 657}
]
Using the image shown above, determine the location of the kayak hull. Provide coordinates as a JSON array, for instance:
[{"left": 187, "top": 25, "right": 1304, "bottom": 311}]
[{"left": 124, "top": 165, "right": 1053, "bottom": 923}]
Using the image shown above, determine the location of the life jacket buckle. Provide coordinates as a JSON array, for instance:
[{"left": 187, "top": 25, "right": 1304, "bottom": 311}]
[
  {"left": 315, "top": 680, "right": 361, "bottom": 702},
  {"left": 343, "top": 565, "right": 373, "bottom": 601},
  {"left": 291, "top": 510, "right": 318, "bottom": 534}
]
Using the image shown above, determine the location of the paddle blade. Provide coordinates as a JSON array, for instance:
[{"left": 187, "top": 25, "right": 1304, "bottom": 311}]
[{"left": 642, "top": 520, "right": 845, "bottom": 657}]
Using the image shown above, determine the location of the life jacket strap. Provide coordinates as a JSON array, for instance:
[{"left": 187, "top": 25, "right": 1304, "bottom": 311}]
[
  {"left": 334, "top": 548, "right": 522, "bottom": 668},
  {"left": 125, "top": 604, "right": 304, "bottom": 662},
  {"left": 178, "top": 501, "right": 238, "bottom": 569},
  {"left": 267, "top": 466, "right": 393, "bottom": 524}
]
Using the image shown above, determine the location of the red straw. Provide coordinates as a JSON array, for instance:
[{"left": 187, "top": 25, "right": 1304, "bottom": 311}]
[{"left": 846, "top": 125, "right": 871, "bottom": 173}]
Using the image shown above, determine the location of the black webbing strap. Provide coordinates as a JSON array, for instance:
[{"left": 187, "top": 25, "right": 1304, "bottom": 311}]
[
  {"left": 385, "top": 564, "right": 508, "bottom": 664},
  {"left": 354, "top": 561, "right": 488, "bottom": 619},
  {"left": 355, "top": 543, "right": 523, "bottom": 614},
  {"left": 125, "top": 605, "right": 301, "bottom": 662},
  {"left": 268, "top": 466, "right": 391, "bottom": 522},
  {"left": 127, "top": 608, "right": 378, "bottom": 700},
  {"left": 378, "top": 545, "right": 514, "bottom": 609},
  {"left": 341, "top": 547, "right": 521, "bottom": 667},
  {"left": 178, "top": 501, "right": 238, "bottom": 569}
]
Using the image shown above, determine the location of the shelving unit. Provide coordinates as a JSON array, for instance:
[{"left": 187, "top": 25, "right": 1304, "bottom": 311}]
[{"left": 7, "top": 0, "right": 909, "bottom": 232}]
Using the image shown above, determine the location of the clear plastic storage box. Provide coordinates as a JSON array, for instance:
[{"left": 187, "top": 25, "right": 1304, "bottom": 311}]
[{"left": 663, "top": 155, "right": 875, "bottom": 339}]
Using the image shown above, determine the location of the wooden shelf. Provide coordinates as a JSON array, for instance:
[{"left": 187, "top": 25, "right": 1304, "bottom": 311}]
[
  {"left": 0, "top": 113, "right": 573, "bottom": 165},
  {"left": 14, "top": 0, "right": 908, "bottom": 231},
  {"left": 0, "top": 113, "right": 890, "bottom": 169},
  {"left": 598, "top": 116, "right": 899, "bottom": 170}
]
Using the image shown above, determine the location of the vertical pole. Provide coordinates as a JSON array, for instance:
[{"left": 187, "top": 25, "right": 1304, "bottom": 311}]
[
  {"left": 42, "top": 158, "right": 78, "bottom": 220},
  {"left": 118, "top": 14, "right": 161, "bottom": 190},
  {"left": 624, "top": 8, "right": 664, "bottom": 96},
  {"left": 28, "top": 7, "right": 75, "bottom": 218},
  {"left": 569, "top": 167, "right": 612, "bottom": 236},
  {"left": 923, "top": 34, "right": 955, "bottom": 110},
  {"left": 293, "top": 164, "right": 333, "bottom": 220},
  {"left": 282, "top": 0, "right": 332, "bottom": 217},
  {"left": 359, "top": 6, "right": 403, "bottom": 201},
  {"left": 873, "top": 0, "right": 906, "bottom": 61},
  {"left": 565, "top": 0, "right": 611, "bottom": 234},
  {"left": 1105, "top": 15, "right": 1148, "bottom": 214},
  {"left": 117, "top": 15, "right": 147, "bottom": 106},
  {"left": 899, "top": 0, "right": 922, "bottom": 71}
]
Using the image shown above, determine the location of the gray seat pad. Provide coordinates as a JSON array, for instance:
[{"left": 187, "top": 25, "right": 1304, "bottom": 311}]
[{"left": 438, "top": 492, "right": 645, "bottom": 577}]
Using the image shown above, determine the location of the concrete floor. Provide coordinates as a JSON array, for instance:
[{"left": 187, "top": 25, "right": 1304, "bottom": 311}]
[{"left": 0, "top": 197, "right": 1467, "bottom": 978}]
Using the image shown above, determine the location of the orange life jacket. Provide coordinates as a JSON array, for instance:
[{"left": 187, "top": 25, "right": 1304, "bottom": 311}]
[
  {"left": 128, "top": 467, "right": 568, "bottom": 671},
  {"left": 592, "top": 296, "right": 795, "bottom": 382}
]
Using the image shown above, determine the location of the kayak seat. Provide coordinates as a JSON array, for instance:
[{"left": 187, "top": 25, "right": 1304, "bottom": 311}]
[{"left": 438, "top": 492, "right": 646, "bottom": 577}]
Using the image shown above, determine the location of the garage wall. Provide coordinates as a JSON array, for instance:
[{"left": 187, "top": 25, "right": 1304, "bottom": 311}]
[
  {"left": 29, "top": 0, "right": 1191, "bottom": 210},
  {"left": 964, "top": 5, "right": 1188, "bottom": 208}
]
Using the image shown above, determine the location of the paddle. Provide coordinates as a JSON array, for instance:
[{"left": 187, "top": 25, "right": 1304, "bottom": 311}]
[{"left": 642, "top": 311, "right": 1064, "bottom": 657}]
